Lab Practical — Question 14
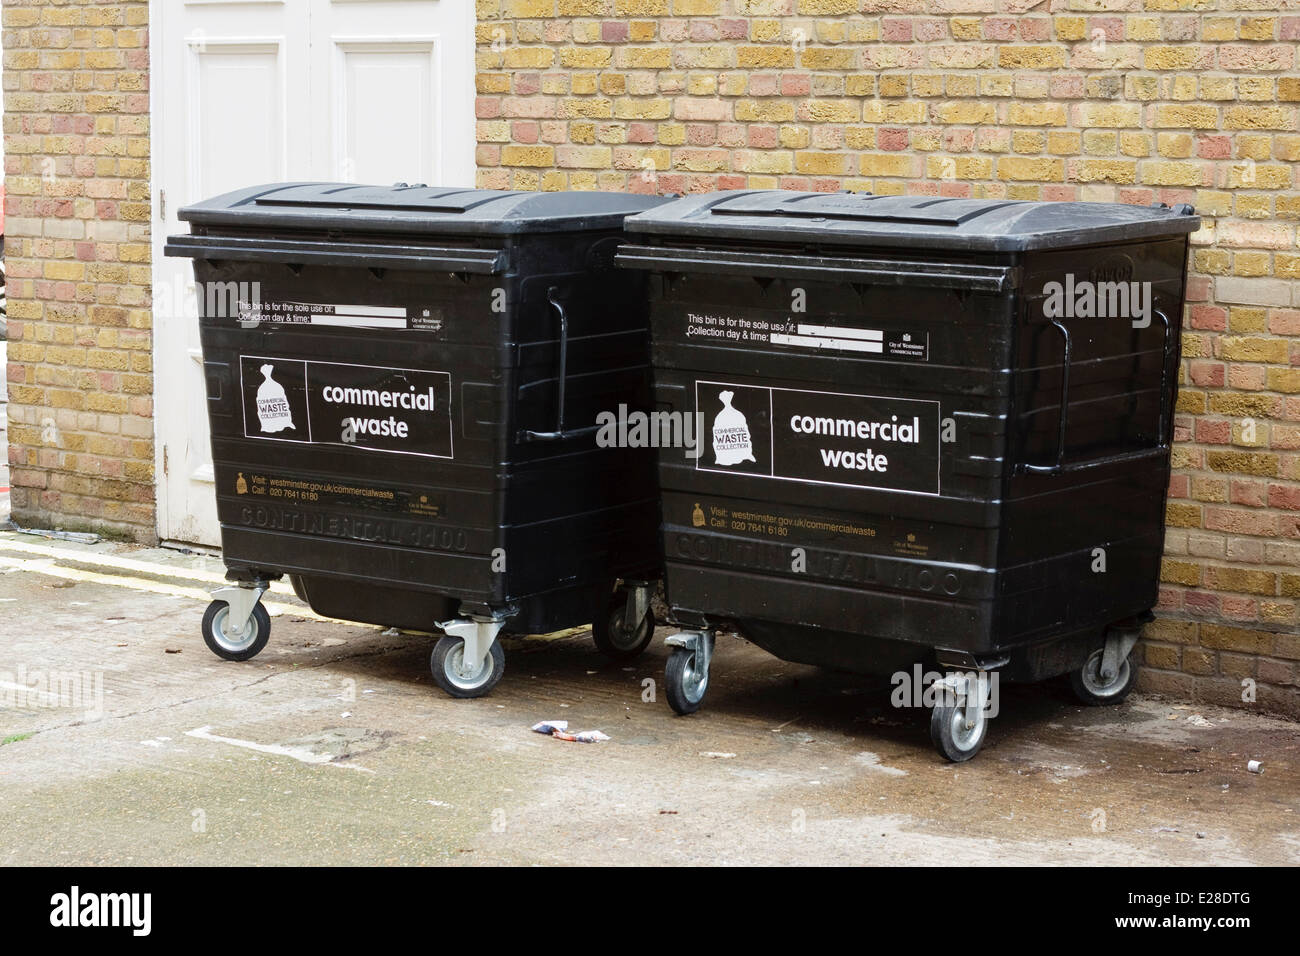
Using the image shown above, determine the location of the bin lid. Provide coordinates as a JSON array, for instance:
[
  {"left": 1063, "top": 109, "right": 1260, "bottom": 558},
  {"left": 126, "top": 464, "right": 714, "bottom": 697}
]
[
  {"left": 178, "top": 183, "right": 667, "bottom": 236},
  {"left": 624, "top": 190, "right": 1200, "bottom": 253}
]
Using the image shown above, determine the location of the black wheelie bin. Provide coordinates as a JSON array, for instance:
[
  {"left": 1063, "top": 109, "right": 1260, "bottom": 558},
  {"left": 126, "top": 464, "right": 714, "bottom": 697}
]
[
  {"left": 165, "top": 183, "right": 668, "bottom": 698},
  {"left": 617, "top": 190, "right": 1198, "bottom": 760}
]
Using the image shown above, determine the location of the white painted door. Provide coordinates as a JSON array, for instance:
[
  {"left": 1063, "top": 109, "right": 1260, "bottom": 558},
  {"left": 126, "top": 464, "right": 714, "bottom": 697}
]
[{"left": 152, "top": 0, "right": 476, "bottom": 545}]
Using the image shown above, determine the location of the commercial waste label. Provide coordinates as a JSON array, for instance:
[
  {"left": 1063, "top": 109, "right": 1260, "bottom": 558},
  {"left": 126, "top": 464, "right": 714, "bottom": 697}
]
[
  {"left": 694, "top": 380, "right": 939, "bottom": 495},
  {"left": 240, "top": 356, "right": 453, "bottom": 459}
]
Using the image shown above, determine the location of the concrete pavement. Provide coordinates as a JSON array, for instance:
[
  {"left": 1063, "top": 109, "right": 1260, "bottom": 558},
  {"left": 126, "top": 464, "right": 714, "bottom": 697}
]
[{"left": 0, "top": 529, "right": 1297, "bottom": 865}]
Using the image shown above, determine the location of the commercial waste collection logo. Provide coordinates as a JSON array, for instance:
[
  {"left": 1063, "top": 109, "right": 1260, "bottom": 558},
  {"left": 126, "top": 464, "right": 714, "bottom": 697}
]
[
  {"left": 255, "top": 364, "right": 296, "bottom": 434},
  {"left": 712, "top": 390, "right": 757, "bottom": 466}
]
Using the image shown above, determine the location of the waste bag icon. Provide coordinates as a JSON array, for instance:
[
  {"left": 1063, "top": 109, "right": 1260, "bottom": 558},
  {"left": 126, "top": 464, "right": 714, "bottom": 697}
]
[
  {"left": 712, "top": 389, "right": 756, "bottom": 465},
  {"left": 255, "top": 364, "right": 295, "bottom": 433}
]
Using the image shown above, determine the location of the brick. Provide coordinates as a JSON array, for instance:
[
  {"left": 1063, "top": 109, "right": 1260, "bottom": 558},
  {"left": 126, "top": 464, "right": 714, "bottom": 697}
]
[
  {"left": 736, "top": 46, "right": 795, "bottom": 69},
  {"left": 858, "top": 153, "right": 917, "bottom": 177},
  {"left": 1207, "top": 451, "right": 1279, "bottom": 477},
  {"left": 501, "top": 145, "right": 556, "bottom": 166},
  {"left": 1154, "top": 105, "right": 1218, "bottom": 129},
  {"left": 1204, "top": 567, "right": 1277, "bottom": 596},
  {"left": 996, "top": 157, "right": 1064, "bottom": 181},
  {"left": 1214, "top": 277, "right": 1292, "bottom": 308},
  {"left": 1007, "top": 103, "right": 1066, "bottom": 127},
  {"left": 1224, "top": 106, "right": 1296, "bottom": 131},
  {"left": 1199, "top": 625, "right": 1273, "bottom": 656},
  {"left": 794, "top": 152, "right": 848, "bottom": 176},
  {"left": 1070, "top": 160, "right": 1137, "bottom": 184},
  {"left": 998, "top": 46, "right": 1066, "bottom": 70}
]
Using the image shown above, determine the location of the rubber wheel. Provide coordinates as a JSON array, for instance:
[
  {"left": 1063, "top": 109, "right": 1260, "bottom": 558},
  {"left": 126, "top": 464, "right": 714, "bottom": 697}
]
[
  {"left": 930, "top": 696, "right": 988, "bottom": 762},
  {"left": 1069, "top": 647, "right": 1138, "bottom": 706},
  {"left": 430, "top": 634, "right": 505, "bottom": 699},
  {"left": 591, "top": 589, "right": 655, "bottom": 661},
  {"left": 201, "top": 599, "right": 271, "bottom": 662},
  {"left": 665, "top": 646, "right": 709, "bottom": 716}
]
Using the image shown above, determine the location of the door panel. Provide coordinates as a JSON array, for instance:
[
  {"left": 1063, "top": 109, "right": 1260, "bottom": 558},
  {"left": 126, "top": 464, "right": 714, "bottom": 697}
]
[
  {"left": 153, "top": 0, "right": 475, "bottom": 545},
  {"left": 191, "top": 42, "right": 285, "bottom": 198},
  {"left": 318, "top": 0, "right": 475, "bottom": 188},
  {"left": 338, "top": 43, "right": 435, "bottom": 185}
]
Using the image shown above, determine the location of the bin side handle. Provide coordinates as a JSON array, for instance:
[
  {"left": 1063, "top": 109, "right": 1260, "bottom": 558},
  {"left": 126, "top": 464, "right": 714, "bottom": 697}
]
[
  {"left": 1021, "top": 308, "right": 1173, "bottom": 476},
  {"left": 520, "top": 287, "right": 591, "bottom": 443}
]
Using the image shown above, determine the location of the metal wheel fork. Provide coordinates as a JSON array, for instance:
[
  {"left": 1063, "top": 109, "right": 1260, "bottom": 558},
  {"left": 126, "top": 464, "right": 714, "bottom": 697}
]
[
  {"left": 1099, "top": 629, "right": 1140, "bottom": 684},
  {"left": 438, "top": 611, "right": 509, "bottom": 680},
  {"left": 665, "top": 627, "right": 713, "bottom": 673},
  {"left": 210, "top": 583, "right": 268, "bottom": 634},
  {"left": 623, "top": 580, "right": 653, "bottom": 628},
  {"left": 938, "top": 671, "right": 987, "bottom": 727}
]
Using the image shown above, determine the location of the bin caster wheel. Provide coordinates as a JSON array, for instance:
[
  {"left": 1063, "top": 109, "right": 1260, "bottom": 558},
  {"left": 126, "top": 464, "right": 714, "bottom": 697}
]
[
  {"left": 1070, "top": 647, "right": 1137, "bottom": 706},
  {"left": 665, "top": 646, "right": 710, "bottom": 715},
  {"left": 930, "top": 697, "right": 988, "bottom": 763},
  {"left": 201, "top": 599, "right": 271, "bottom": 662},
  {"left": 592, "top": 589, "right": 655, "bottom": 661},
  {"left": 430, "top": 635, "right": 505, "bottom": 699}
]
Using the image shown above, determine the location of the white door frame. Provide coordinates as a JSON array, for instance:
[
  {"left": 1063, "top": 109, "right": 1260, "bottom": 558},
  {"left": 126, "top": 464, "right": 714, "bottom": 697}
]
[{"left": 149, "top": 0, "right": 476, "bottom": 545}]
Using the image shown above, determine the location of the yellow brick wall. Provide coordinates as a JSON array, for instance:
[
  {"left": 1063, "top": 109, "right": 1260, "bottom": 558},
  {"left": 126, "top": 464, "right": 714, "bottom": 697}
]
[
  {"left": 3, "top": 1, "right": 155, "bottom": 538},
  {"left": 477, "top": 1, "right": 1300, "bottom": 715}
]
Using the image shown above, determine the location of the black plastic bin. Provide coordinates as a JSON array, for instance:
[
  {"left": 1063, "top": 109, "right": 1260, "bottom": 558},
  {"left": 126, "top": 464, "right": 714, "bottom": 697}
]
[
  {"left": 618, "top": 190, "right": 1198, "bottom": 760},
  {"left": 166, "top": 183, "right": 668, "bottom": 697}
]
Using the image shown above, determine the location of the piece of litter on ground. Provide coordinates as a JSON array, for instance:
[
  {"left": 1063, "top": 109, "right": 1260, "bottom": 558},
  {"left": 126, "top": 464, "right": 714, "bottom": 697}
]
[
  {"left": 1247, "top": 760, "right": 1263, "bottom": 774},
  {"left": 164, "top": 648, "right": 182, "bottom": 654},
  {"left": 340, "top": 712, "right": 352, "bottom": 718},
  {"left": 1186, "top": 714, "right": 1214, "bottom": 728},
  {"left": 553, "top": 729, "right": 609, "bottom": 743},
  {"left": 6, "top": 522, "right": 101, "bottom": 544},
  {"left": 531, "top": 720, "right": 607, "bottom": 743},
  {"left": 427, "top": 800, "right": 452, "bottom": 808},
  {"left": 1154, "top": 827, "right": 1179, "bottom": 833},
  {"left": 380, "top": 627, "right": 400, "bottom": 637},
  {"left": 699, "top": 751, "right": 736, "bottom": 759}
]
